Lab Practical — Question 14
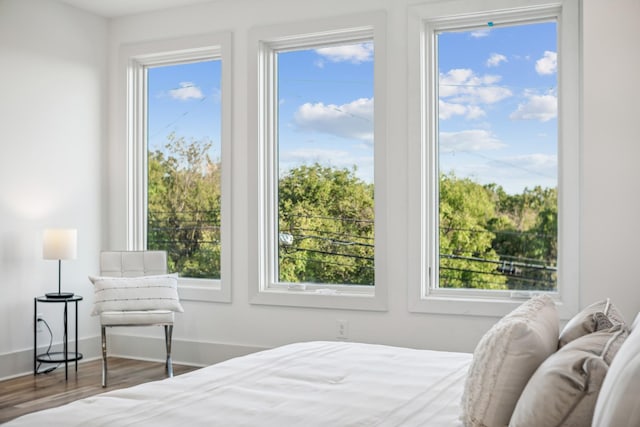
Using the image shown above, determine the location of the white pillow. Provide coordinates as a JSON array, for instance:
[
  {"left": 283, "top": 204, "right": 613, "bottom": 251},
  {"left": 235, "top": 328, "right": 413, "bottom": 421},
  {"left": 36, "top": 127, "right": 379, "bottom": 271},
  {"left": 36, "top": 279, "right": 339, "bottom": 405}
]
[
  {"left": 90, "top": 274, "right": 184, "bottom": 315},
  {"left": 592, "top": 313, "right": 640, "bottom": 427},
  {"left": 461, "top": 294, "right": 559, "bottom": 427}
]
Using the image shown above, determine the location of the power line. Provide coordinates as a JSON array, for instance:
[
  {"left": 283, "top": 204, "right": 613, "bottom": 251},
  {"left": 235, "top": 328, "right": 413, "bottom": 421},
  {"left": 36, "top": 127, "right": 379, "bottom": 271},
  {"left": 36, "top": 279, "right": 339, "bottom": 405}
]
[
  {"left": 287, "top": 226, "right": 374, "bottom": 243},
  {"left": 283, "top": 246, "right": 373, "bottom": 262},
  {"left": 280, "top": 253, "right": 374, "bottom": 271},
  {"left": 286, "top": 232, "right": 374, "bottom": 248},
  {"left": 284, "top": 213, "right": 373, "bottom": 224},
  {"left": 441, "top": 253, "right": 556, "bottom": 271}
]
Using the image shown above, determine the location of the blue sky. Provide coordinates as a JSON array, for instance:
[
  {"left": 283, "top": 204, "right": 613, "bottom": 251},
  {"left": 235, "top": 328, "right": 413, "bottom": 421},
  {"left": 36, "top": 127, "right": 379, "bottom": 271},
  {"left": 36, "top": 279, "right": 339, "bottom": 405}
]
[
  {"left": 146, "top": 20, "right": 557, "bottom": 194},
  {"left": 147, "top": 60, "right": 222, "bottom": 161},
  {"left": 437, "top": 21, "right": 558, "bottom": 194},
  {"left": 277, "top": 43, "right": 374, "bottom": 184}
]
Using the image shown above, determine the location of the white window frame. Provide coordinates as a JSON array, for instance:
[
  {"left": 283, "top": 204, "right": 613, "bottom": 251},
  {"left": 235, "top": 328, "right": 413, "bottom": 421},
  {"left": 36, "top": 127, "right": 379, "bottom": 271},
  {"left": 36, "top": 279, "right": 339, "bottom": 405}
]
[
  {"left": 248, "top": 12, "right": 388, "bottom": 311},
  {"left": 122, "top": 33, "right": 232, "bottom": 303},
  {"left": 407, "top": 0, "right": 580, "bottom": 318}
]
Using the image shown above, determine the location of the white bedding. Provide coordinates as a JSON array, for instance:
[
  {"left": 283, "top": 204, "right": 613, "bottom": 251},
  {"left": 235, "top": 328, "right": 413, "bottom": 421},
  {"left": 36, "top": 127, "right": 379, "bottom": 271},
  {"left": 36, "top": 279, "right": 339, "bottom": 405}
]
[{"left": 7, "top": 341, "right": 471, "bottom": 426}]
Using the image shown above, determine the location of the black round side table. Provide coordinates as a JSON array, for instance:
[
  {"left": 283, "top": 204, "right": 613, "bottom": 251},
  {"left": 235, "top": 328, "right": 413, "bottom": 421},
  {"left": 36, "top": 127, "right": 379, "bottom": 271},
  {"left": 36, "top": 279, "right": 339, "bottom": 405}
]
[{"left": 33, "top": 295, "right": 83, "bottom": 380}]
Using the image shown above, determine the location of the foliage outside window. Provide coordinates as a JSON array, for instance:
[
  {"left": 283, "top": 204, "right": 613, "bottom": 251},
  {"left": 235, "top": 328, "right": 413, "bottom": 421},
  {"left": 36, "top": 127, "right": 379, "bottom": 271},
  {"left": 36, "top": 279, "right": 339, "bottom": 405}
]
[{"left": 278, "top": 164, "right": 374, "bottom": 285}]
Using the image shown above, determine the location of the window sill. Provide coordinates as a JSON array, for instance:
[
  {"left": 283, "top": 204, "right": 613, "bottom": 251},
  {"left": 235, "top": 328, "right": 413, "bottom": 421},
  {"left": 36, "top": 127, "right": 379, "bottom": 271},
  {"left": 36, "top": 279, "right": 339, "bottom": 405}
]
[
  {"left": 250, "top": 285, "right": 386, "bottom": 311},
  {"left": 178, "top": 277, "right": 231, "bottom": 303},
  {"left": 409, "top": 289, "right": 577, "bottom": 320}
]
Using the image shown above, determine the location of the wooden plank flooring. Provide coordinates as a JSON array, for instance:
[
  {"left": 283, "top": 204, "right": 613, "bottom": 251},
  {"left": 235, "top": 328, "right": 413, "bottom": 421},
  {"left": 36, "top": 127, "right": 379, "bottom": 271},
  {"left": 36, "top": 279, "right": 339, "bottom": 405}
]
[{"left": 0, "top": 357, "right": 200, "bottom": 424}]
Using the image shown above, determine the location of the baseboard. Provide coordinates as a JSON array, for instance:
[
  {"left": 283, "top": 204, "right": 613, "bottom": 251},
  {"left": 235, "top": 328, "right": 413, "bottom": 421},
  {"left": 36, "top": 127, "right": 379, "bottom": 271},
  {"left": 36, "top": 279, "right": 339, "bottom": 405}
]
[
  {"left": 0, "top": 335, "right": 267, "bottom": 380},
  {"left": 105, "top": 334, "right": 267, "bottom": 367},
  {"left": 0, "top": 336, "right": 102, "bottom": 381}
]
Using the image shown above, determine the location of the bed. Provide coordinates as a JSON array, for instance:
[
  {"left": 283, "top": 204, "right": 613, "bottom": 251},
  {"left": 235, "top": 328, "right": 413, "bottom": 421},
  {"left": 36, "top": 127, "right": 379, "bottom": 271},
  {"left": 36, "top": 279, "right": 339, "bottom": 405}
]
[
  {"left": 7, "top": 341, "right": 471, "bottom": 426},
  {"left": 7, "top": 296, "right": 640, "bottom": 427}
]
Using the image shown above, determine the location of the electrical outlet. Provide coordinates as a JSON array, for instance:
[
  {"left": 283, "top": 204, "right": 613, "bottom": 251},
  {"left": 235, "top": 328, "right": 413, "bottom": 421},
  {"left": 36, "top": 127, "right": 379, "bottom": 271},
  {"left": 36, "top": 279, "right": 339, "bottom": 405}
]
[
  {"left": 36, "top": 313, "right": 44, "bottom": 333},
  {"left": 336, "top": 319, "right": 349, "bottom": 339}
]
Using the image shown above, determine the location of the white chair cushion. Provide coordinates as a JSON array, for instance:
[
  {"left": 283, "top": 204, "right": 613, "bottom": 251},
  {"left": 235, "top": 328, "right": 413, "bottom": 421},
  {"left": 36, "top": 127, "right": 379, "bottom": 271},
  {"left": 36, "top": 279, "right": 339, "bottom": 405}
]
[
  {"left": 100, "top": 310, "right": 174, "bottom": 326},
  {"left": 100, "top": 251, "right": 168, "bottom": 277},
  {"left": 90, "top": 274, "right": 184, "bottom": 315},
  {"left": 592, "top": 313, "right": 640, "bottom": 427}
]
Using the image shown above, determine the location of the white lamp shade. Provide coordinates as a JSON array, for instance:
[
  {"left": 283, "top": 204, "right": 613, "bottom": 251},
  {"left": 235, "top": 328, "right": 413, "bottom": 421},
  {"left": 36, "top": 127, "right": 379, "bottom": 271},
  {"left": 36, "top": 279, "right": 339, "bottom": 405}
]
[{"left": 43, "top": 229, "right": 77, "bottom": 260}]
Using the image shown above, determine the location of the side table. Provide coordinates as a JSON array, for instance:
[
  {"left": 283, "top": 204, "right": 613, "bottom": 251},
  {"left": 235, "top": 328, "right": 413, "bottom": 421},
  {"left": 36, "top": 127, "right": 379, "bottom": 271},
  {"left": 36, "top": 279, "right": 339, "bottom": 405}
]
[{"left": 33, "top": 295, "right": 83, "bottom": 380}]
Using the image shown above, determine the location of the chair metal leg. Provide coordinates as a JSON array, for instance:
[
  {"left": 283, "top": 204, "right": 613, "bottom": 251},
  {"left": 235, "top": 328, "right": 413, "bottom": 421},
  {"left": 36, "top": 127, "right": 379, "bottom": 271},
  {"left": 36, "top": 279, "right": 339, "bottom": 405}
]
[
  {"left": 101, "top": 326, "right": 108, "bottom": 387},
  {"left": 164, "top": 324, "right": 173, "bottom": 378}
]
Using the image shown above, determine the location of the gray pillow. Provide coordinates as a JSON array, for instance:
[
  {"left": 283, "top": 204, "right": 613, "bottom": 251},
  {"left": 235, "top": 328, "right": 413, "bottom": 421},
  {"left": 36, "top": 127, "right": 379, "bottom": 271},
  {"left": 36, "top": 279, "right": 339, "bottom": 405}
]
[
  {"left": 509, "top": 325, "right": 628, "bottom": 427},
  {"left": 558, "top": 298, "right": 625, "bottom": 348}
]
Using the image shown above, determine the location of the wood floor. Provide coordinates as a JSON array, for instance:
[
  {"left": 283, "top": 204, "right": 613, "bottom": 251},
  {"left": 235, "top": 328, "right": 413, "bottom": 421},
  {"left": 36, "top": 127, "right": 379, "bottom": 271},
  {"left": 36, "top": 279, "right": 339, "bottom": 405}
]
[{"left": 0, "top": 357, "right": 200, "bottom": 424}]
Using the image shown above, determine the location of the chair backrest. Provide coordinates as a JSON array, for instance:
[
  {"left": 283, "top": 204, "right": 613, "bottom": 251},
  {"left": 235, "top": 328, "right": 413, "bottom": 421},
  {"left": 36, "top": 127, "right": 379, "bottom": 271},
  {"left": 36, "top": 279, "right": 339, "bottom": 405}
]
[{"left": 100, "top": 251, "right": 167, "bottom": 277}]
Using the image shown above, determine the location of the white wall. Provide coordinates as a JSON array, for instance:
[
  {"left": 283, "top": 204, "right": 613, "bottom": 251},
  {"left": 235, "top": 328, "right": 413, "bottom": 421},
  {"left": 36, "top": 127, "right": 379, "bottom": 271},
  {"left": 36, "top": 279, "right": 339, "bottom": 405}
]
[
  {"left": 102, "top": 0, "right": 640, "bottom": 367},
  {"left": 2, "top": 0, "right": 639, "bottom": 379},
  {"left": 581, "top": 0, "right": 640, "bottom": 314},
  {"left": 0, "top": 0, "right": 107, "bottom": 377}
]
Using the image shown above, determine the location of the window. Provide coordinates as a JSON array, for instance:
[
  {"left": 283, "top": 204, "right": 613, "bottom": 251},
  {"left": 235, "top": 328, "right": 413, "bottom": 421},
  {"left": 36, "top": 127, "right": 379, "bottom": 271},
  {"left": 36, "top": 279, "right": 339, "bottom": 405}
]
[
  {"left": 123, "top": 33, "right": 232, "bottom": 302},
  {"left": 408, "top": 0, "right": 580, "bottom": 317},
  {"left": 146, "top": 60, "right": 222, "bottom": 280},
  {"left": 249, "top": 13, "right": 388, "bottom": 310},
  {"left": 276, "top": 44, "right": 375, "bottom": 286},
  {"left": 436, "top": 21, "right": 559, "bottom": 291}
]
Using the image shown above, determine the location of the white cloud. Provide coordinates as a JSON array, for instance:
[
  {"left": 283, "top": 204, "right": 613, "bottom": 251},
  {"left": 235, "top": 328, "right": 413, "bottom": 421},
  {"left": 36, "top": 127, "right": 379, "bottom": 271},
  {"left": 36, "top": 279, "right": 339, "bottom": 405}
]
[
  {"left": 293, "top": 97, "right": 373, "bottom": 142},
  {"left": 439, "top": 100, "right": 486, "bottom": 120},
  {"left": 168, "top": 82, "right": 204, "bottom": 101},
  {"left": 280, "top": 148, "right": 373, "bottom": 183},
  {"left": 509, "top": 90, "right": 557, "bottom": 122},
  {"left": 440, "top": 151, "right": 557, "bottom": 194},
  {"left": 281, "top": 147, "right": 350, "bottom": 165},
  {"left": 439, "top": 129, "right": 506, "bottom": 153},
  {"left": 315, "top": 42, "right": 373, "bottom": 64},
  {"left": 486, "top": 153, "right": 558, "bottom": 185},
  {"left": 471, "top": 29, "right": 490, "bottom": 38},
  {"left": 486, "top": 53, "right": 508, "bottom": 67},
  {"left": 498, "top": 153, "right": 557, "bottom": 174},
  {"left": 535, "top": 51, "right": 557, "bottom": 75},
  {"left": 438, "top": 69, "right": 510, "bottom": 121},
  {"left": 439, "top": 69, "right": 512, "bottom": 105},
  {"left": 439, "top": 100, "right": 467, "bottom": 120}
]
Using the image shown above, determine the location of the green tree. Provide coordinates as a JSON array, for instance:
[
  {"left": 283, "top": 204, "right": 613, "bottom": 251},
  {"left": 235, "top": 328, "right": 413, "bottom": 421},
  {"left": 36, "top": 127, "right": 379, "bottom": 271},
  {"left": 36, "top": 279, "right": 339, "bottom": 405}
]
[
  {"left": 147, "top": 138, "right": 557, "bottom": 290},
  {"left": 147, "top": 134, "right": 221, "bottom": 278},
  {"left": 439, "top": 173, "right": 506, "bottom": 289},
  {"left": 278, "top": 164, "right": 374, "bottom": 285},
  {"left": 486, "top": 185, "right": 557, "bottom": 290}
]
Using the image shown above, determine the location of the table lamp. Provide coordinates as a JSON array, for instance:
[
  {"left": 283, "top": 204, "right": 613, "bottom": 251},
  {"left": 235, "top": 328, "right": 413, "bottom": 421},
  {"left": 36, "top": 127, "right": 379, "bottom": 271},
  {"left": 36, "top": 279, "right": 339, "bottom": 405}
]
[{"left": 43, "top": 228, "right": 77, "bottom": 299}]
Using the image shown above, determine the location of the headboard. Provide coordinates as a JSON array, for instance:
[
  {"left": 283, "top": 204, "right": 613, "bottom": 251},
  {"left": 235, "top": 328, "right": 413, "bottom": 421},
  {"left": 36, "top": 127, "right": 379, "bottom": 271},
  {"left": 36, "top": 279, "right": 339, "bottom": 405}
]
[{"left": 99, "top": 251, "right": 167, "bottom": 277}]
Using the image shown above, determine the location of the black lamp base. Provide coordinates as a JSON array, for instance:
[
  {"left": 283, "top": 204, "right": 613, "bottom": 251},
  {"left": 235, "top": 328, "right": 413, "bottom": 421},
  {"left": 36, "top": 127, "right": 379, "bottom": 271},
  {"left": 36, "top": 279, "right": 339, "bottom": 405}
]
[{"left": 45, "top": 292, "right": 74, "bottom": 299}]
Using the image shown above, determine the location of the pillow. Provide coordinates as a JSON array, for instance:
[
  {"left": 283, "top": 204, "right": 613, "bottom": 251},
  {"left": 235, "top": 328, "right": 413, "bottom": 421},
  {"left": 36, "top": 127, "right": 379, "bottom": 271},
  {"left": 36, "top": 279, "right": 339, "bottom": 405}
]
[
  {"left": 90, "top": 274, "right": 184, "bottom": 315},
  {"left": 510, "top": 324, "right": 628, "bottom": 427},
  {"left": 592, "top": 314, "right": 640, "bottom": 427},
  {"left": 559, "top": 298, "right": 625, "bottom": 348},
  {"left": 461, "top": 294, "right": 559, "bottom": 427}
]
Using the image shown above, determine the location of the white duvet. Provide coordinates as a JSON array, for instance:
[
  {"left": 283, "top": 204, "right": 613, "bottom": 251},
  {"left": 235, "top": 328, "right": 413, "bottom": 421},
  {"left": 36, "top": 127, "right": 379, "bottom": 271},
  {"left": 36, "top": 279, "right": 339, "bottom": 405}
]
[{"left": 7, "top": 341, "right": 471, "bottom": 426}]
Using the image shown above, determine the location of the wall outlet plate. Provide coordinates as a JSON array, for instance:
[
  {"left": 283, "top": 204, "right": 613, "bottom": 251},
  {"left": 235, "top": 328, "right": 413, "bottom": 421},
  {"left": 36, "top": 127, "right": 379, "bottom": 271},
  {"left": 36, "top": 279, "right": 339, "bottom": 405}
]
[
  {"left": 36, "top": 313, "right": 44, "bottom": 332},
  {"left": 336, "top": 319, "right": 349, "bottom": 339}
]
